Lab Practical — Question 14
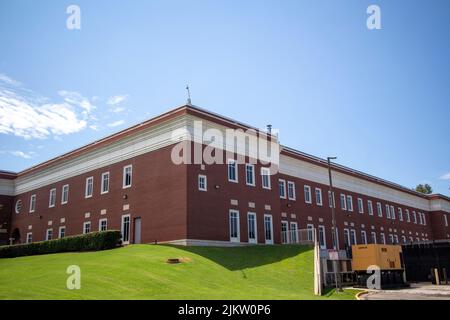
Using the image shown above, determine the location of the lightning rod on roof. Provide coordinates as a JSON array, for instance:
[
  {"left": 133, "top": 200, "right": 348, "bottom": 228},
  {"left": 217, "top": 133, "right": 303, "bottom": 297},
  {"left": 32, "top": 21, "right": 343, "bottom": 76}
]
[{"left": 186, "top": 84, "right": 192, "bottom": 105}]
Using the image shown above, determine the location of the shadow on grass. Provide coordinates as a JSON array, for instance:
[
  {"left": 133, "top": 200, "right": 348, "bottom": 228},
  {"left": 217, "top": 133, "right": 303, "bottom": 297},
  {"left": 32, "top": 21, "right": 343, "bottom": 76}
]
[{"left": 167, "top": 244, "right": 313, "bottom": 271}]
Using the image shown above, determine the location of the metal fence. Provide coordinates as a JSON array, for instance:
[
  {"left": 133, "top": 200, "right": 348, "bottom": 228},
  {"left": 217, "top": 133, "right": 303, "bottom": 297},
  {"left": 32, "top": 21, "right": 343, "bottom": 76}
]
[{"left": 281, "top": 228, "right": 315, "bottom": 245}]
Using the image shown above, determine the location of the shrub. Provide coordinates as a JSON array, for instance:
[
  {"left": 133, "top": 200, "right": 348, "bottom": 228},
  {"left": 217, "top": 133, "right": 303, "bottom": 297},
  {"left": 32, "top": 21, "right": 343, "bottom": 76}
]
[{"left": 0, "top": 230, "right": 122, "bottom": 258}]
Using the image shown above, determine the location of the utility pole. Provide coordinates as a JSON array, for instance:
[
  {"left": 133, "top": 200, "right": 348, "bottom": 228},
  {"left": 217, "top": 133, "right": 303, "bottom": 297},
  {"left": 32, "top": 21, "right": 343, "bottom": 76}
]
[{"left": 327, "top": 156, "right": 342, "bottom": 292}]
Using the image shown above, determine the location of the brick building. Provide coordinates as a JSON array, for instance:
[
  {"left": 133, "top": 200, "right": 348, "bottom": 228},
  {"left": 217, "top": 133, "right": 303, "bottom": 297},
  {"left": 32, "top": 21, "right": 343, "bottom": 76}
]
[{"left": 1, "top": 105, "right": 449, "bottom": 249}]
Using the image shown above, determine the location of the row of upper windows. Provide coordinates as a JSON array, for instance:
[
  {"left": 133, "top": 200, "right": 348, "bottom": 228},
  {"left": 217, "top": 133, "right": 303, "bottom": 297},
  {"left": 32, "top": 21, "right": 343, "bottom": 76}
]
[
  {"left": 227, "top": 161, "right": 271, "bottom": 189},
  {"left": 15, "top": 165, "right": 133, "bottom": 214}
]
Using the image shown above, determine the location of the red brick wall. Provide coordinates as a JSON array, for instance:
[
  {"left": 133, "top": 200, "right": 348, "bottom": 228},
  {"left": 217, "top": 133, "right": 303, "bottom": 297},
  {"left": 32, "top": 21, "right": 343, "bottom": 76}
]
[
  {"left": 429, "top": 210, "right": 450, "bottom": 240},
  {"left": 0, "top": 195, "right": 13, "bottom": 245}
]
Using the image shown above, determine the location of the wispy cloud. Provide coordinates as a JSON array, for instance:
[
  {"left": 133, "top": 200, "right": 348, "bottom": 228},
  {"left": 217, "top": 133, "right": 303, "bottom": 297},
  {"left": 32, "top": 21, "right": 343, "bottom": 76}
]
[
  {"left": 107, "top": 94, "right": 128, "bottom": 106},
  {"left": 107, "top": 120, "right": 125, "bottom": 127},
  {"left": 0, "top": 150, "right": 36, "bottom": 159},
  {"left": 111, "top": 106, "right": 126, "bottom": 114},
  {"left": 0, "top": 74, "right": 93, "bottom": 140},
  {"left": 439, "top": 173, "right": 450, "bottom": 180}
]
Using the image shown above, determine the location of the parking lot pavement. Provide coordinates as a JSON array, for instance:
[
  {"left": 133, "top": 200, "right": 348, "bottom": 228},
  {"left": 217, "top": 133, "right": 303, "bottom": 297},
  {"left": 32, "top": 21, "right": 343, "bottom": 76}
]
[{"left": 359, "top": 283, "right": 450, "bottom": 300}]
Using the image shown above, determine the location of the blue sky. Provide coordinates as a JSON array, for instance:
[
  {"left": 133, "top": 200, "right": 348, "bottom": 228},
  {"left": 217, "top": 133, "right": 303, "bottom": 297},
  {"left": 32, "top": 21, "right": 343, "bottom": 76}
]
[{"left": 0, "top": 0, "right": 449, "bottom": 195}]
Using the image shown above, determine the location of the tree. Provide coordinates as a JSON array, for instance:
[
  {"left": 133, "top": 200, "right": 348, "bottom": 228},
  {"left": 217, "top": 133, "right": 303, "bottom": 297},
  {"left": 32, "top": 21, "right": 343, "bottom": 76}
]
[{"left": 414, "top": 184, "right": 433, "bottom": 194}]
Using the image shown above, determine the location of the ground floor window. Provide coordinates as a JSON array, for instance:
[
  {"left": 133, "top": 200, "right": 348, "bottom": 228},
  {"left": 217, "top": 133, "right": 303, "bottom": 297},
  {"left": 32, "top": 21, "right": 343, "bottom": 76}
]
[
  {"left": 318, "top": 225, "right": 326, "bottom": 249},
  {"left": 229, "top": 210, "right": 240, "bottom": 242},
  {"left": 307, "top": 224, "right": 314, "bottom": 242},
  {"left": 247, "top": 212, "right": 257, "bottom": 244},
  {"left": 361, "top": 230, "right": 367, "bottom": 245},
  {"left": 380, "top": 233, "right": 386, "bottom": 244},
  {"left": 371, "top": 232, "right": 377, "bottom": 244},
  {"left": 332, "top": 227, "right": 338, "bottom": 249},
  {"left": 59, "top": 226, "right": 66, "bottom": 238},
  {"left": 99, "top": 218, "right": 108, "bottom": 231},
  {"left": 350, "top": 229, "right": 357, "bottom": 245},
  {"left": 26, "top": 232, "right": 32, "bottom": 243},
  {"left": 344, "top": 229, "right": 350, "bottom": 249},
  {"left": 46, "top": 229, "right": 53, "bottom": 241},
  {"left": 281, "top": 221, "right": 289, "bottom": 244},
  {"left": 264, "top": 214, "right": 273, "bottom": 244},
  {"left": 83, "top": 221, "right": 91, "bottom": 234},
  {"left": 290, "top": 222, "right": 298, "bottom": 244},
  {"left": 121, "top": 214, "right": 131, "bottom": 244}
]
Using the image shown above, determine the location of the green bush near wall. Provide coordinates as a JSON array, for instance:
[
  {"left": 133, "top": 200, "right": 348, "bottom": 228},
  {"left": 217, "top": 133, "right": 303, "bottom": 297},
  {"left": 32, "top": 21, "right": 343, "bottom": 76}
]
[{"left": 0, "top": 230, "right": 122, "bottom": 258}]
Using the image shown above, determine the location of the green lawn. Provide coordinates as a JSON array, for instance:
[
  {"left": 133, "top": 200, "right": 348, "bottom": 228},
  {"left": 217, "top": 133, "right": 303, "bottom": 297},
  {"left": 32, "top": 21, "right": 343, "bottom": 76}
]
[{"left": 0, "top": 244, "right": 357, "bottom": 300}]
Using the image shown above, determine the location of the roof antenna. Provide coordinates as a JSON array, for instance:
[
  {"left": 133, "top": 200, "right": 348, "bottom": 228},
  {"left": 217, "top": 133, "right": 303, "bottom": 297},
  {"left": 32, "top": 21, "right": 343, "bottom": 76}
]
[{"left": 186, "top": 84, "right": 192, "bottom": 105}]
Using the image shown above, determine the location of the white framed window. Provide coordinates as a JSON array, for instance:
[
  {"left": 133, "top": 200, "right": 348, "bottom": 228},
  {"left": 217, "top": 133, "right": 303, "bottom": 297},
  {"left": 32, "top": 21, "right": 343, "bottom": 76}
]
[
  {"left": 229, "top": 210, "right": 240, "bottom": 242},
  {"left": 385, "top": 204, "right": 391, "bottom": 219},
  {"left": 290, "top": 222, "right": 298, "bottom": 244},
  {"left": 444, "top": 214, "right": 448, "bottom": 227},
  {"left": 264, "top": 214, "right": 273, "bottom": 244},
  {"left": 49, "top": 188, "right": 56, "bottom": 208},
  {"left": 279, "top": 179, "right": 286, "bottom": 199},
  {"left": 340, "top": 194, "right": 347, "bottom": 210},
  {"left": 307, "top": 224, "right": 314, "bottom": 242},
  {"left": 406, "top": 209, "right": 410, "bottom": 222},
  {"left": 332, "top": 227, "right": 339, "bottom": 249},
  {"left": 123, "top": 165, "right": 132, "bottom": 188},
  {"left": 83, "top": 221, "right": 91, "bottom": 234},
  {"left": 350, "top": 229, "right": 357, "bottom": 245},
  {"left": 361, "top": 230, "right": 367, "bottom": 245},
  {"left": 15, "top": 199, "right": 22, "bottom": 214},
  {"left": 101, "top": 172, "right": 110, "bottom": 194},
  {"left": 422, "top": 213, "right": 426, "bottom": 225},
  {"left": 389, "top": 234, "right": 394, "bottom": 244},
  {"left": 402, "top": 235, "right": 407, "bottom": 244},
  {"left": 413, "top": 211, "right": 417, "bottom": 224},
  {"left": 343, "top": 229, "right": 350, "bottom": 248},
  {"left": 121, "top": 214, "right": 131, "bottom": 244},
  {"left": 281, "top": 221, "right": 289, "bottom": 244},
  {"left": 409, "top": 236, "right": 414, "bottom": 243},
  {"left": 418, "top": 212, "right": 423, "bottom": 225},
  {"left": 318, "top": 225, "right": 326, "bottom": 249},
  {"left": 398, "top": 208, "right": 403, "bottom": 221},
  {"left": 371, "top": 231, "right": 377, "bottom": 244},
  {"left": 59, "top": 226, "right": 66, "bottom": 238},
  {"left": 245, "top": 164, "right": 255, "bottom": 186},
  {"left": 394, "top": 235, "right": 399, "bottom": 244},
  {"left": 328, "top": 191, "right": 335, "bottom": 208},
  {"left": 198, "top": 174, "right": 207, "bottom": 191},
  {"left": 26, "top": 232, "right": 33, "bottom": 243},
  {"left": 247, "top": 212, "right": 257, "bottom": 244},
  {"left": 99, "top": 218, "right": 108, "bottom": 231},
  {"left": 315, "top": 188, "right": 323, "bottom": 206},
  {"left": 357, "top": 198, "right": 364, "bottom": 214},
  {"left": 85, "top": 177, "right": 93, "bottom": 198},
  {"left": 61, "top": 184, "right": 69, "bottom": 204},
  {"left": 390, "top": 205, "right": 396, "bottom": 220},
  {"left": 367, "top": 200, "right": 373, "bottom": 215},
  {"left": 227, "top": 159, "right": 238, "bottom": 183},
  {"left": 261, "top": 168, "right": 271, "bottom": 189},
  {"left": 376, "top": 202, "right": 383, "bottom": 217},
  {"left": 29, "top": 195, "right": 36, "bottom": 213},
  {"left": 287, "top": 181, "right": 296, "bottom": 200},
  {"left": 380, "top": 233, "right": 386, "bottom": 244},
  {"left": 304, "top": 185, "right": 312, "bottom": 204},
  {"left": 46, "top": 228, "right": 53, "bottom": 241},
  {"left": 346, "top": 196, "right": 353, "bottom": 212}
]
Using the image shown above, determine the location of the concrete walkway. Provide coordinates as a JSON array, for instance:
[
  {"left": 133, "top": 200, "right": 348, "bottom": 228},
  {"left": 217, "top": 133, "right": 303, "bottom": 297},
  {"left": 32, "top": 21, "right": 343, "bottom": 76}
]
[{"left": 359, "top": 283, "right": 450, "bottom": 300}]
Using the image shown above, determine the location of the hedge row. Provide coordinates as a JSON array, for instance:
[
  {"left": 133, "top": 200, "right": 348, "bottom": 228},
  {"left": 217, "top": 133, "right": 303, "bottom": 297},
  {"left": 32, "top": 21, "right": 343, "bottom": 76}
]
[{"left": 0, "top": 230, "right": 122, "bottom": 258}]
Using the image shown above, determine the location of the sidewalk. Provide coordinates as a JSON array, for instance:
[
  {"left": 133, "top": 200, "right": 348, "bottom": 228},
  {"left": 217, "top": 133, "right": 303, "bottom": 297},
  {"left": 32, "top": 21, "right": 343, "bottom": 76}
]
[{"left": 358, "top": 283, "right": 450, "bottom": 300}]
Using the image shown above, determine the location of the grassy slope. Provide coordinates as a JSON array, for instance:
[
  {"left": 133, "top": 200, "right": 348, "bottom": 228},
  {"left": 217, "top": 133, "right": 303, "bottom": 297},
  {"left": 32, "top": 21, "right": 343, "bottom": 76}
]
[{"left": 0, "top": 244, "right": 357, "bottom": 300}]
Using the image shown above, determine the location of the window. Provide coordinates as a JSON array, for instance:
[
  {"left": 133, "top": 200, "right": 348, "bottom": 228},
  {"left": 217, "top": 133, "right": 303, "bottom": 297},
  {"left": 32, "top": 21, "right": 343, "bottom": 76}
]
[
  {"left": 389, "top": 234, "right": 394, "bottom": 244},
  {"left": 198, "top": 174, "right": 207, "bottom": 191},
  {"left": 85, "top": 177, "right": 93, "bottom": 198},
  {"left": 376, "top": 202, "right": 383, "bottom": 217},
  {"left": 380, "top": 233, "right": 386, "bottom": 244},
  {"left": 394, "top": 235, "right": 399, "bottom": 244},
  {"left": 290, "top": 222, "right": 298, "bottom": 244},
  {"left": 123, "top": 165, "right": 132, "bottom": 188},
  {"left": 413, "top": 211, "right": 417, "bottom": 224},
  {"left": 247, "top": 212, "right": 257, "bottom": 244},
  {"left": 340, "top": 194, "right": 347, "bottom": 210},
  {"left": 59, "top": 226, "right": 66, "bottom": 238},
  {"left": 83, "top": 221, "right": 91, "bottom": 234},
  {"left": 245, "top": 164, "right": 255, "bottom": 186},
  {"left": 418, "top": 212, "right": 423, "bottom": 225},
  {"left": 332, "top": 227, "right": 339, "bottom": 249},
  {"left": 287, "top": 182, "right": 296, "bottom": 200},
  {"left": 61, "top": 184, "right": 69, "bottom": 204},
  {"left": 350, "top": 229, "right": 357, "bottom": 245},
  {"left": 361, "top": 230, "right": 367, "bottom": 245},
  {"left": 307, "top": 224, "right": 314, "bottom": 242},
  {"left": 328, "top": 191, "right": 335, "bottom": 208},
  {"left": 422, "top": 213, "right": 426, "bottom": 225},
  {"left": 390, "top": 205, "right": 396, "bottom": 220},
  {"left": 99, "top": 218, "right": 108, "bottom": 231},
  {"left": 29, "top": 195, "right": 36, "bottom": 213},
  {"left": 357, "top": 198, "right": 364, "bottom": 214},
  {"left": 385, "top": 204, "right": 391, "bottom": 219},
  {"left": 15, "top": 200, "right": 22, "bottom": 214},
  {"left": 406, "top": 209, "right": 410, "bottom": 222},
  {"left": 371, "top": 232, "right": 377, "bottom": 244},
  {"left": 264, "top": 214, "right": 273, "bottom": 244},
  {"left": 444, "top": 214, "right": 448, "bottom": 227},
  {"left": 315, "top": 188, "right": 323, "bottom": 206},
  {"left": 318, "top": 225, "right": 326, "bottom": 249},
  {"left": 46, "top": 229, "right": 53, "bottom": 241},
  {"left": 281, "top": 221, "right": 289, "bottom": 244},
  {"left": 49, "top": 188, "right": 56, "bottom": 207},
  {"left": 367, "top": 200, "right": 373, "bottom": 215},
  {"left": 279, "top": 179, "right": 286, "bottom": 199},
  {"left": 26, "top": 232, "right": 32, "bottom": 243},
  {"left": 304, "top": 186, "right": 312, "bottom": 204},
  {"left": 343, "top": 229, "right": 350, "bottom": 248},
  {"left": 398, "top": 208, "right": 403, "bottom": 221},
  {"left": 346, "top": 196, "right": 353, "bottom": 212},
  {"left": 261, "top": 168, "right": 271, "bottom": 189},
  {"left": 227, "top": 159, "right": 238, "bottom": 182},
  {"left": 101, "top": 172, "right": 110, "bottom": 194},
  {"left": 402, "top": 236, "right": 407, "bottom": 244},
  {"left": 229, "top": 210, "right": 240, "bottom": 242},
  {"left": 121, "top": 214, "right": 131, "bottom": 244}
]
